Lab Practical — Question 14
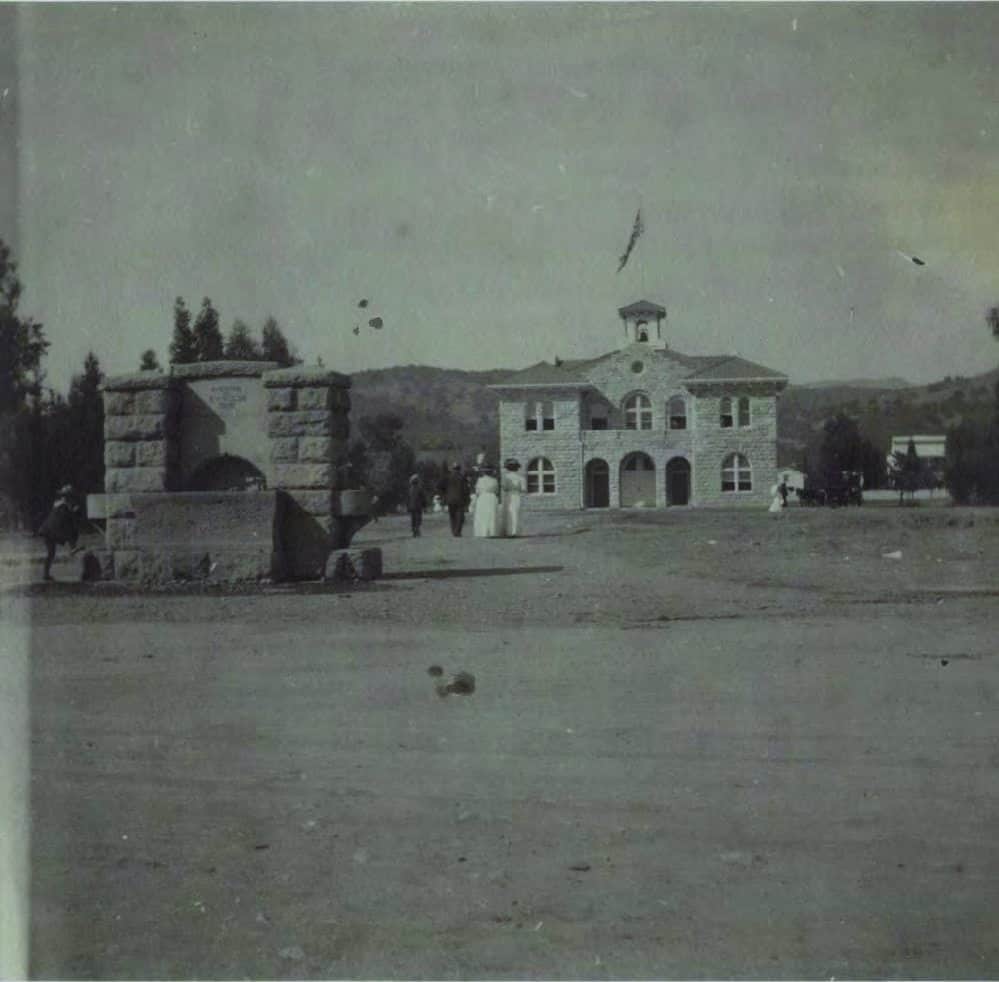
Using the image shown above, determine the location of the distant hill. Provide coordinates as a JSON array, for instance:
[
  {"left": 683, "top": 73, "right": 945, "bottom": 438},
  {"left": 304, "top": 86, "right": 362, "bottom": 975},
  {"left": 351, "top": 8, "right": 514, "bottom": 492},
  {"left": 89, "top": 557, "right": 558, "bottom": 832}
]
[
  {"left": 348, "top": 362, "right": 999, "bottom": 470},
  {"left": 778, "top": 367, "right": 999, "bottom": 469},
  {"left": 796, "top": 377, "right": 912, "bottom": 391}
]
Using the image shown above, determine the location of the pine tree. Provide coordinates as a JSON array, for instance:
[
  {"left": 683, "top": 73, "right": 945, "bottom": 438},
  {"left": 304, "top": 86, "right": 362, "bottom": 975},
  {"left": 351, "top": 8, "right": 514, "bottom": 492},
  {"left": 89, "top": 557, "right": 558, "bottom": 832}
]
[
  {"left": 169, "top": 297, "right": 196, "bottom": 364},
  {"left": 260, "top": 316, "right": 297, "bottom": 367},
  {"left": 223, "top": 319, "right": 261, "bottom": 360},
  {"left": 140, "top": 349, "right": 161, "bottom": 371},
  {"left": 0, "top": 238, "right": 48, "bottom": 414},
  {"left": 192, "top": 298, "right": 224, "bottom": 362}
]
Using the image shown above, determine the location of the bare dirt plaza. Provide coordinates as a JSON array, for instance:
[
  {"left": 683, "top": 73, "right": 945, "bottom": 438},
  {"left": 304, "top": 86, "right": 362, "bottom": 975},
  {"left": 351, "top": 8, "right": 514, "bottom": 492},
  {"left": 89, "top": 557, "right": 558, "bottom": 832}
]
[{"left": 8, "top": 504, "right": 999, "bottom": 979}]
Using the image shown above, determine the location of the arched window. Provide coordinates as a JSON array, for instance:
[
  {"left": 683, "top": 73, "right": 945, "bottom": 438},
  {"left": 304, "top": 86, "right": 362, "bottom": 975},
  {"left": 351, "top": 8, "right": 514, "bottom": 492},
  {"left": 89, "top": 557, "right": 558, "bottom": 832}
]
[
  {"left": 525, "top": 401, "right": 554, "bottom": 432},
  {"left": 668, "top": 395, "right": 687, "bottom": 430},
  {"left": 624, "top": 393, "right": 653, "bottom": 430},
  {"left": 527, "top": 457, "right": 556, "bottom": 494},
  {"left": 737, "top": 396, "right": 751, "bottom": 427},
  {"left": 721, "top": 453, "right": 752, "bottom": 492},
  {"left": 719, "top": 397, "right": 734, "bottom": 428}
]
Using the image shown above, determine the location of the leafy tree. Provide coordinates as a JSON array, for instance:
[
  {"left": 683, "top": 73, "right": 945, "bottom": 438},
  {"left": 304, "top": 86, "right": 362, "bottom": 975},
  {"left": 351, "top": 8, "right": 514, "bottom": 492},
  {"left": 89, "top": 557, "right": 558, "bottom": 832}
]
[
  {"left": 61, "top": 352, "right": 105, "bottom": 495},
  {"left": 892, "top": 437, "right": 924, "bottom": 504},
  {"left": 192, "top": 297, "right": 224, "bottom": 362},
  {"left": 359, "top": 412, "right": 406, "bottom": 452},
  {"left": 261, "top": 316, "right": 298, "bottom": 367},
  {"left": 223, "top": 319, "right": 261, "bottom": 360},
  {"left": 0, "top": 239, "right": 48, "bottom": 414},
  {"left": 819, "top": 413, "right": 863, "bottom": 480},
  {"left": 140, "top": 349, "right": 161, "bottom": 371},
  {"left": 944, "top": 420, "right": 983, "bottom": 505},
  {"left": 169, "top": 297, "right": 196, "bottom": 364}
]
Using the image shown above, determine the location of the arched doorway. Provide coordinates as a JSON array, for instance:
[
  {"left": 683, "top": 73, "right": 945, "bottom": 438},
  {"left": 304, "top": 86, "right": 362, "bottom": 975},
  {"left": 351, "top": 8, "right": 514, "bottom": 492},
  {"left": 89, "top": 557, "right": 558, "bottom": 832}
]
[
  {"left": 620, "top": 452, "right": 655, "bottom": 507},
  {"left": 666, "top": 457, "right": 691, "bottom": 506},
  {"left": 584, "top": 459, "right": 610, "bottom": 508},
  {"left": 187, "top": 454, "right": 267, "bottom": 491}
]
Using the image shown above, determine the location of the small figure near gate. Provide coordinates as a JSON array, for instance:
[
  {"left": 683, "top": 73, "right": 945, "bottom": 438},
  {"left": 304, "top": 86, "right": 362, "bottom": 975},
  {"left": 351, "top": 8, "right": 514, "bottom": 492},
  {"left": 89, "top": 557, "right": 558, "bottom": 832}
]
[
  {"left": 38, "top": 484, "right": 80, "bottom": 581},
  {"left": 407, "top": 474, "right": 426, "bottom": 538}
]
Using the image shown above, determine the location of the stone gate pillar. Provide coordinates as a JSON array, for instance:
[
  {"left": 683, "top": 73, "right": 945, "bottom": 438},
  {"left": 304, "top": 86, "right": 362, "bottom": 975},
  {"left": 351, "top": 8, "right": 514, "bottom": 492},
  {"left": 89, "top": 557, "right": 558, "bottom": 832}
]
[
  {"left": 101, "top": 372, "right": 181, "bottom": 553},
  {"left": 263, "top": 368, "right": 351, "bottom": 578}
]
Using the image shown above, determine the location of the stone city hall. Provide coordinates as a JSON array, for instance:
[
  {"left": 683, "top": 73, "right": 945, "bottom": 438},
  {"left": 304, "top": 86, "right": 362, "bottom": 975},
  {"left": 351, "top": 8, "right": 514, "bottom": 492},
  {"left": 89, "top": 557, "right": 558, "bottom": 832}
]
[{"left": 492, "top": 300, "right": 788, "bottom": 510}]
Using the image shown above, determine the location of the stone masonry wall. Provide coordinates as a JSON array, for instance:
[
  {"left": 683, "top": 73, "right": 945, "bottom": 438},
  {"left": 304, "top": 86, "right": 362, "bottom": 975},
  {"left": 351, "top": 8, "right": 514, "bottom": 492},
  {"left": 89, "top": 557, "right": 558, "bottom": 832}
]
[
  {"left": 102, "top": 372, "right": 181, "bottom": 551},
  {"left": 690, "top": 384, "right": 780, "bottom": 507},
  {"left": 263, "top": 368, "right": 351, "bottom": 577}
]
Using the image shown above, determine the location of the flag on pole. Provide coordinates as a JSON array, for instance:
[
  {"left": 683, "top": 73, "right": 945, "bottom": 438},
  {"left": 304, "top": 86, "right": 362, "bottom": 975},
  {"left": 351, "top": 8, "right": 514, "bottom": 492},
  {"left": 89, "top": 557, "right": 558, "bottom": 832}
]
[{"left": 617, "top": 208, "right": 644, "bottom": 273}]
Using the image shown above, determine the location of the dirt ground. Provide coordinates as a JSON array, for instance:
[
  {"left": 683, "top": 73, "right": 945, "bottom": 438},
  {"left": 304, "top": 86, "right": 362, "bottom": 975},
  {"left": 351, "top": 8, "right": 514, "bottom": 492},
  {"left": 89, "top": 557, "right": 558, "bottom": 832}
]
[{"left": 7, "top": 504, "right": 999, "bottom": 979}]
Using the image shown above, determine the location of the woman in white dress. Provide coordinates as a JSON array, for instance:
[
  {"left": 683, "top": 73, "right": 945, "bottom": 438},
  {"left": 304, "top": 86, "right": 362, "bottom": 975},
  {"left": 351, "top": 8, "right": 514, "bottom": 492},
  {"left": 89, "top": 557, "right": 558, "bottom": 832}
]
[
  {"left": 500, "top": 459, "right": 526, "bottom": 537},
  {"left": 472, "top": 466, "right": 501, "bottom": 538},
  {"left": 768, "top": 483, "right": 784, "bottom": 513}
]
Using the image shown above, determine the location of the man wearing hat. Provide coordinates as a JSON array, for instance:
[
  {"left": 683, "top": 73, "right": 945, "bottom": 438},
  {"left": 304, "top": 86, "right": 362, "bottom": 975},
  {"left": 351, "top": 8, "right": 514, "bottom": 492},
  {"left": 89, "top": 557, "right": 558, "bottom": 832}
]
[
  {"left": 439, "top": 462, "right": 470, "bottom": 537},
  {"left": 38, "top": 485, "right": 80, "bottom": 581}
]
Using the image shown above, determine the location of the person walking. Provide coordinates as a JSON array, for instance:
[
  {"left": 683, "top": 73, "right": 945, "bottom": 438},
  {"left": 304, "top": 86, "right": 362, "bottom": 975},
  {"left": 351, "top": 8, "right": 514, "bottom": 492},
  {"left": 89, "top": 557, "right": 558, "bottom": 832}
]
[
  {"left": 407, "top": 474, "right": 426, "bottom": 537},
  {"left": 38, "top": 484, "right": 80, "bottom": 581},
  {"left": 500, "top": 459, "right": 526, "bottom": 537},
  {"left": 440, "top": 462, "right": 470, "bottom": 537},
  {"left": 472, "top": 465, "right": 501, "bottom": 538}
]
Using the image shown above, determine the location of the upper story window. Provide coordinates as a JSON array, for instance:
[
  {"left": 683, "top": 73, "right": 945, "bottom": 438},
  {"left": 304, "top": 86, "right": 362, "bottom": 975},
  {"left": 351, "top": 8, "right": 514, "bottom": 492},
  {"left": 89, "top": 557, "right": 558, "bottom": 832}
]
[
  {"left": 624, "top": 393, "right": 653, "bottom": 430},
  {"left": 719, "top": 397, "right": 734, "bottom": 428},
  {"left": 737, "top": 396, "right": 751, "bottom": 427},
  {"left": 721, "top": 453, "right": 752, "bottom": 492},
  {"left": 587, "top": 397, "right": 610, "bottom": 430},
  {"left": 525, "top": 401, "right": 555, "bottom": 432},
  {"left": 527, "top": 457, "right": 557, "bottom": 494},
  {"left": 668, "top": 395, "right": 687, "bottom": 430}
]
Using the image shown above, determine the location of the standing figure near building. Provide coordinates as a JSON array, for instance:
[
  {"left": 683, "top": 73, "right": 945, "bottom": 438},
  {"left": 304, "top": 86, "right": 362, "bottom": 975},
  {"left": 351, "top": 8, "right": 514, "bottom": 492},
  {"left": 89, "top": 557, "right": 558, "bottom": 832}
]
[
  {"left": 440, "top": 463, "right": 470, "bottom": 537},
  {"left": 500, "top": 459, "right": 526, "bottom": 537},
  {"left": 407, "top": 474, "right": 426, "bottom": 538},
  {"left": 38, "top": 484, "right": 80, "bottom": 581},
  {"left": 472, "top": 465, "right": 501, "bottom": 538}
]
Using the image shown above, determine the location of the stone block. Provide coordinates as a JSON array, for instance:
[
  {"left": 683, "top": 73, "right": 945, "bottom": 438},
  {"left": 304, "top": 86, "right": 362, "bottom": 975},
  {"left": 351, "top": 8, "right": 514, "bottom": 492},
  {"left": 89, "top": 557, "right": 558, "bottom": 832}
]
[
  {"left": 324, "top": 547, "right": 382, "bottom": 582},
  {"left": 286, "top": 489, "right": 335, "bottom": 516},
  {"left": 297, "top": 386, "right": 331, "bottom": 411},
  {"left": 134, "top": 388, "right": 180, "bottom": 415},
  {"left": 103, "top": 391, "right": 136, "bottom": 416},
  {"left": 262, "top": 368, "right": 351, "bottom": 389},
  {"left": 298, "top": 436, "right": 333, "bottom": 463},
  {"left": 106, "top": 518, "right": 136, "bottom": 549},
  {"left": 104, "top": 441, "right": 135, "bottom": 468},
  {"left": 272, "top": 462, "right": 333, "bottom": 488},
  {"left": 266, "top": 411, "right": 332, "bottom": 439},
  {"left": 135, "top": 440, "right": 172, "bottom": 468},
  {"left": 267, "top": 387, "right": 296, "bottom": 412},
  {"left": 105, "top": 414, "right": 173, "bottom": 442},
  {"left": 105, "top": 467, "right": 170, "bottom": 494},
  {"left": 269, "top": 437, "right": 300, "bottom": 462},
  {"left": 171, "top": 360, "right": 279, "bottom": 380},
  {"left": 103, "top": 372, "right": 179, "bottom": 392}
]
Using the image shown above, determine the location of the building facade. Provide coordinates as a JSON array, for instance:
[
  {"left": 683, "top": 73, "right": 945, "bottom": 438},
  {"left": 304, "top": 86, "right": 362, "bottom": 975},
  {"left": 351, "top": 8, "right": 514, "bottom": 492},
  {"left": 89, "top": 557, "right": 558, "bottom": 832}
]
[{"left": 491, "top": 300, "right": 788, "bottom": 509}]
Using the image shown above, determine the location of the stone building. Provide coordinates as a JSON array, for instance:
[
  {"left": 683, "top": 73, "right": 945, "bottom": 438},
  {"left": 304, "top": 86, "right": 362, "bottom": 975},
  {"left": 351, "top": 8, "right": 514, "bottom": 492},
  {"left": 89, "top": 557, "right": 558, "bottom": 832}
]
[{"left": 491, "top": 300, "right": 788, "bottom": 509}]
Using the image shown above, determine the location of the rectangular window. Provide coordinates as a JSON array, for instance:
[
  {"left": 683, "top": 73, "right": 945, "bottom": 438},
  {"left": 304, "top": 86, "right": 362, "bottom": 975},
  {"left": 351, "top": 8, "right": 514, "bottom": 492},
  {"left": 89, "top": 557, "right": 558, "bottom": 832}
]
[
  {"left": 590, "top": 417, "right": 607, "bottom": 430},
  {"left": 720, "top": 412, "right": 733, "bottom": 428},
  {"left": 542, "top": 415, "right": 555, "bottom": 431},
  {"left": 722, "top": 478, "right": 735, "bottom": 492},
  {"left": 525, "top": 417, "right": 538, "bottom": 431},
  {"left": 738, "top": 398, "right": 750, "bottom": 427},
  {"left": 543, "top": 474, "right": 555, "bottom": 493},
  {"left": 670, "top": 415, "right": 687, "bottom": 430},
  {"left": 738, "top": 475, "right": 752, "bottom": 491}
]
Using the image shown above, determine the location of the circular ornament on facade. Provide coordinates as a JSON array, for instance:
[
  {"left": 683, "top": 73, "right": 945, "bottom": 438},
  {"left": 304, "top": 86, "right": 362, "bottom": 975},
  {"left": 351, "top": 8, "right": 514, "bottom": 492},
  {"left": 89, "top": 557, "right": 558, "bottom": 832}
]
[{"left": 631, "top": 360, "right": 645, "bottom": 374}]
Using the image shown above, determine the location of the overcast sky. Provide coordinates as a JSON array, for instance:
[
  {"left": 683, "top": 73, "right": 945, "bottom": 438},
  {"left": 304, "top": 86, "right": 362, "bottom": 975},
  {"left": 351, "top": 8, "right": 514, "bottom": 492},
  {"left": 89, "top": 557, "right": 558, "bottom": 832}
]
[{"left": 3, "top": 3, "right": 999, "bottom": 392}]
